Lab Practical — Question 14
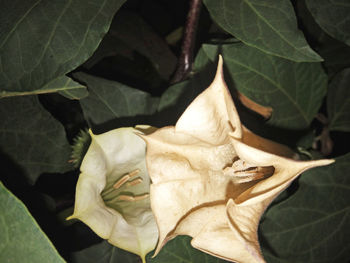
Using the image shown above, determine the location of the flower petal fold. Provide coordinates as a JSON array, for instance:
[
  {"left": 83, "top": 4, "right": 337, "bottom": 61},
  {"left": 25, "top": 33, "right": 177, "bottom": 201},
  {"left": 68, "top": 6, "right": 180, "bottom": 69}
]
[
  {"left": 68, "top": 127, "right": 158, "bottom": 262},
  {"left": 176, "top": 55, "right": 242, "bottom": 144},
  {"left": 142, "top": 57, "right": 334, "bottom": 263}
]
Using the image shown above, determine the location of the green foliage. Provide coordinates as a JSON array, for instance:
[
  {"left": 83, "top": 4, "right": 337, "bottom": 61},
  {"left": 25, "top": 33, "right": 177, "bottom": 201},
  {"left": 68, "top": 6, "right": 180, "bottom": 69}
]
[
  {"left": 0, "top": 0, "right": 126, "bottom": 96},
  {"left": 0, "top": 96, "right": 73, "bottom": 184},
  {"left": 72, "top": 237, "right": 230, "bottom": 263},
  {"left": 0, "top": 181, "right": 65, "bottom": 263},
  {"left": 0, "top": 76, "right": 88, "bottom": 99},
  {"left": 147, "top": 236, "right": 230, "bottom": 263},
  {"left": 71, "top": 241, "right": 139, "bottom": 263},
  {"left": 84, "top": 9, "right": 177, "bottom": 82},
  {"left": 76, "top": 72, "right": 159, "bottom": 129},
  {"left": 0, "top": 0, "right": 349, "bottom": 262},
  {"left": 261, "top": 153, "right": 350, "bottom": 263},
  {"left": 203, "top": 0, "right": 322, "bottom": 62},
  {"left": 327, "top": 68, "right": 350, "bottom": 131},
  {"left": 306, "top": 0, "right": 350, "bottom": 46},
  {"left": 202, "top": 43, "right": 327, "bottom": 129}
]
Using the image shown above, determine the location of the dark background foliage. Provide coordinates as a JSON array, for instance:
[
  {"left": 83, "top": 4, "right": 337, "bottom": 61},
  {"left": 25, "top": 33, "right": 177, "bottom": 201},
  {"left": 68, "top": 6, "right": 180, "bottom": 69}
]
[{"left": 0, "top": 0, "right": 349, "bottom": 262}]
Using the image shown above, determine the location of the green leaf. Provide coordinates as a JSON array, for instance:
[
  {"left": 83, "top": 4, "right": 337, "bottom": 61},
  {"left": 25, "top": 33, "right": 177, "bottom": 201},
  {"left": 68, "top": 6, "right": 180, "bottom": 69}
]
[
  {"left": 306, "top": 0, "right": 350, "bottom": 46},
  {"left": 0, "top": 76, "right": 88, "bottom": 99},
  {"left": 203, "top": 0, "right": 322, "bottom": 62},
  {"left": 71, "top": 241, "right": 139, "bottom": 263},
  {"left": 0, "top": 181, "right": 64, "bottom": 263},
  {"left": 0, "top": 0, "right": 126, "bottom": 96},
  {"left": 147, "top": 236, "right": 229, "bottom": 263},
  {"left": 261, "top": 153, "right": 350, "bottom": 263},
  {"left": 0, "top": 96, "right": 73, "bottom": 184},
  {"left": 319, "top": 40, "right": 350, "bottom": 75},
  {"left": 56, "top": 78, "right": 88, "bottom": 100},
  {"left": 72, "top": 237, "right": 230, "bottom": 263},
  {"left": 84, "top": 9, "right": 176, "bottom": 80},
  {"left": 327, "top": 68, "right": 350, "bottom": 132},
  {"left": 296, "top": 0, "right": 350, "bottom": 75},
  {"left": 203, "top": 43, "right": 328, "bottom": 130},
  {"left": 76, "top": 73, "right": 159, "bottom": 127}
]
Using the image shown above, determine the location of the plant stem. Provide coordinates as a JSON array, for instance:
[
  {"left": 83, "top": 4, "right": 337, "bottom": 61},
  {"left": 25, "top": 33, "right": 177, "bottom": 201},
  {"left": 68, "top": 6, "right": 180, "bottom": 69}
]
[
  {"left": 170, "top": 0, "right": 202, "bottom": 84},
  {"left": 315, "top": 113, "right": 333, "bottom": 156}
]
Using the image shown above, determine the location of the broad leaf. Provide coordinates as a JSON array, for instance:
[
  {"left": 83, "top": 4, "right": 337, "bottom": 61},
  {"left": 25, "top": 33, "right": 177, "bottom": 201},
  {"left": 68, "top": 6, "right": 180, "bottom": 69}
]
[
  {"left": 0, "top": 96, "right": 73, "bottom": 184},
  {"left": 84, "top": 10, "right": 176, "bottom": 80},
  {"left": 147, "top": 236, "right": 229, "bottom": 263},
  {"left": 71, "top": 240, "right": 139, "bottom": 263},
  {"left": 0, "top": 181, "right": 64, "bottom": 263},
  {"left": 203, "top": 43, "right": 327, "bottom": 130},
  {"left": 0, "top": 76, "right": 88, "bottom": 99},
  {"left": 319, "top": 40, "right": 350, "bottom": 75},
  {"left": 306, "top": 0, "right": 350, "bottom": 46},
  {"left": 203, "top": 0, "right": 322, "bottom": 62},
  {"left": 72, "top": 237, "right": 229, "bottom": 263},
  {"left": 327, "top": 68, "right": 350, "bottom": 132},
  {"left": 296, "top": 0, "right": 350, "bottom": 74},
  {"left": 261, "top": 153, "right": 350, "bottom": 263},
  {"left": 0, "top": 0, "right": 126, "bottom": 96},
  {"left": 76, "top": 73, "right": 159, "bottom": 128}
]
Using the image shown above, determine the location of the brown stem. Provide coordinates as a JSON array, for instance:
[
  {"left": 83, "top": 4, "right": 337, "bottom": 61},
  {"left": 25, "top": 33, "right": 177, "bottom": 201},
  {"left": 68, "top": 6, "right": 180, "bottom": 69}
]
[
  {"left": 170, "top": 0, "right": 202, "bottom": 84},
  {"left": 314, "top": 113, "right": 334, "bottom": 155}
]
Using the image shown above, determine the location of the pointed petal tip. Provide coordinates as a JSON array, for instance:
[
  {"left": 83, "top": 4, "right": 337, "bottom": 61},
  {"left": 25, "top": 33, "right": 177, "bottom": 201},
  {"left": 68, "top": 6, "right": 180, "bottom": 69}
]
[
  {"left": 292, "top": 157, "right": 335, "bottom": 173},
  {"left": 66, "top": 215, "right": 75, "bottom": 221},
  {"left": 218, "top": 54, "right": 223, "bottom": 66},
  {"left": 214, "top": 55, "right": 224, "bottom": 81},
  {"left": 88, "top": 129, "right": 95, "bottom": 137},
  {"left": 308, "top": 158, "right": 335, "bottom": 168},
  {"left": 151, "top": 243, "right": 163, "bottom": 258}
]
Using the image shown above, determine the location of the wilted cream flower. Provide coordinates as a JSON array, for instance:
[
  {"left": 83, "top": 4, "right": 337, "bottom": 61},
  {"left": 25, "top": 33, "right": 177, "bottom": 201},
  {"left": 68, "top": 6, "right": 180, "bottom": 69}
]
[
  {"left": 142, "top": 57, "right": 333, "bottom": 263},
  {"left": 68, "top": 127, "right": 158, "bottom": 263}
]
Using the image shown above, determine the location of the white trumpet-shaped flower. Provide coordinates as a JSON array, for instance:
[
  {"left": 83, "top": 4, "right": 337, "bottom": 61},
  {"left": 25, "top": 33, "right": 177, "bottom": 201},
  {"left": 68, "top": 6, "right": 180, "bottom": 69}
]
[{"left": 68, "top": 127, "right": 158, "bottom": 263}]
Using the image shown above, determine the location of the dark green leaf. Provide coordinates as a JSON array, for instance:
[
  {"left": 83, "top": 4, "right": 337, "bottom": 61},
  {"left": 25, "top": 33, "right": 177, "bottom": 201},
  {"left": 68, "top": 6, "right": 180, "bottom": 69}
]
[
  {"left": 319, "top": 40, "right": 350, "bottom": 75},
  {"left": 76, "top": 73, "right": 159, "bottom": 128},
  {"left": 0, "top": 181, "right": 64, "bottom": 263},
  {"left": 327, "top": 68, "right": 350, "bottom": 132},
  {"left": 203, "top": 43, "right": 327, "bottom": 130},
  {"left": 306, "top": 0, "right": 350, "bottom": 46},
  {"left": 57, "top": 79, "right": 88, "bottom": 100},
  {"left": 148, "top": 236, "right": 229, "bottom": 263},
  {"left": 84, "top": 10, "right": 177, "bottom": 80},
  {"left": 0, "top": 0, "right": 126, "bottom": 96},
  {"left": 0, "top": 76, "right": 88, "bottom": 99},
  {"left": 261, "top": 154, "right": 350, "bottom": 263},
  {"left": 72, "top": 237, "right": 230, "bottom": 263},
  {"left": 0, "top": 96, "right": 73, "bottom": 184},
  {"left": 296, "top": 0, "right": 350, "bottom": 75},
  {"left": 71, "top": 241, "right": 139, "bottom": 263},
  {"left": 203, "top": 0, "right": 322, "bottom": 62}
]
